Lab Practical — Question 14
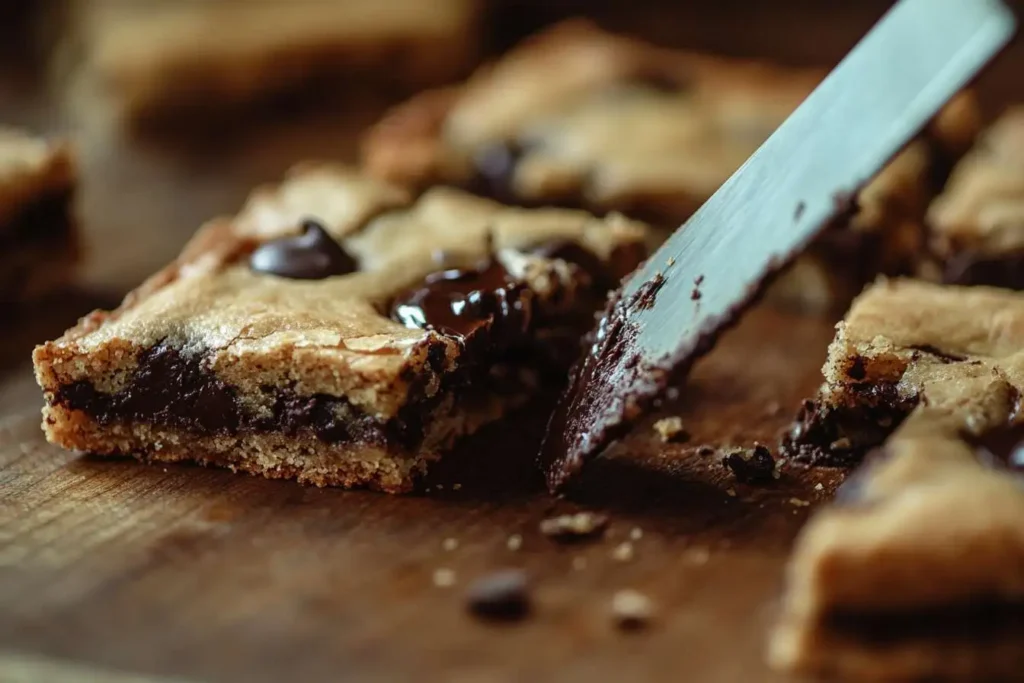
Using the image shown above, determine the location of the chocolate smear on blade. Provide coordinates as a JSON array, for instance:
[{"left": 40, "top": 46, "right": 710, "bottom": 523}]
[
  {"left": 249, "top": 219, "right": 357, "bottom": 280},
  {"left": 539, "top": 192, "right": 861, "bottom": 493}
]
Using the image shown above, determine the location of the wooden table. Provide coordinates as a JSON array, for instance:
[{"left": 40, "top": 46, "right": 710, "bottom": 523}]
[{"left": 0, "top": 4, "right": 1020, "bottom": 680}]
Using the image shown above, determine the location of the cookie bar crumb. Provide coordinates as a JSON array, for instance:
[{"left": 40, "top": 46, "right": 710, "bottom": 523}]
[
  {"left": 611, "top": 589, "right": 654, "bottom": 630},
  {"left": 539, "top": 512, "right": 609, "bottom": 541},
  {"left": 653, "top": 416, "right": 688, "bottom": 443}
]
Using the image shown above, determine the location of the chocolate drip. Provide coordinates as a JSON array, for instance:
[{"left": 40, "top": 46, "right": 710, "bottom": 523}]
[
  {"left": 390, "top": 260, "right": 532, "bottom": 344},
  {"left": 250, "top": 219, "right": 358, "bottom": 280}
]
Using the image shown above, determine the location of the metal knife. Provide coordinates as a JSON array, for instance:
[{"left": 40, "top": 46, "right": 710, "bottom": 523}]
[{"left": 540, "top": 0, "right": 1018, "bottom": 492}]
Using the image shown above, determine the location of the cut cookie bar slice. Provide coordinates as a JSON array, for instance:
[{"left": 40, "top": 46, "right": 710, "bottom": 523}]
[
  {"left": 0, "top": 128, "right": 78, "bottom": 304},
  {"left": 33, "top": 164, "right": 647, "bottom": 493},
  {"left": 60, "top": 0, "right": 480, "bottom": 126},
  {"left": 363, "top": 19, "right": 980, "bottom": 312},
  {"left": 783, "top": 277, "right": 1024, "bottom": 465},
  {"left": 925, "top": 106, "right": 1024, "bottom": 288},
  {"left": 770, "top": 413, "right": 1024, "bottom": 681}
]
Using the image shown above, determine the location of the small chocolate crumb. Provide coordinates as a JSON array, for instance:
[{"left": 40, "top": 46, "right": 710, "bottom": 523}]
[
  {"left": 506, "top": 534, "right": 523, "bottom": 551},
  {"left": 694, "top": 275, "right": 705, "bottom": 286},
  {"left": 794, "top": 201, "right": 806, "bottom": 221},
  {"left": 466, "top": 569, "right": 530, "bottom": 621},
  {"left": 611, "top": 542, "right": 634, "bottom": 562},
  {"left": 433, "top": 568, "right": 456, "bottom": 588},
  {"left": 612, "top": 589, "right": 654, "bottom": 630},
  {"left": 653, "top": 416, "right": 689, "bottom": 443},
  {"left": 690, "top": 287, "right": 702, "bottom": 301},
  {"left": 696, "top": 445, "right": 716, "bottom": 457},
  {"left": 722, "top": 443, "right": 775, "bottom": 484},
  {"left": 540, "top": 512, "right": 609, "bottom": 541}
]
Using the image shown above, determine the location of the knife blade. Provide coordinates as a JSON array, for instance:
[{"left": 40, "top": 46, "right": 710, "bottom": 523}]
[{"left": 540, "top": 0, "right": 1018, "bottom": 492}]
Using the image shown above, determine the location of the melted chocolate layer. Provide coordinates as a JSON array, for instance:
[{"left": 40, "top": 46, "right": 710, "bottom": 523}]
[
  {"left": 827, "top": 600, "right": 1024, "bottom": 644},
  {"left": 782, "top": 382, "right": 919, "bottom": 467},
  {"left": 942, "top": 250, "right": 1024, "bottom": 290},
  {"left": 55, "top": 341, "right": 483, "bottom": 451}
]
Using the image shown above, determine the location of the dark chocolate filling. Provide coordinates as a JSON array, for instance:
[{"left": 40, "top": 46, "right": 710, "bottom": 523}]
[
  {"left": 55, "top": 241, "right": 647, "bottom": 452},
  {"left": 942, "top": 249, "right": 1024, "bottom": 290},
  {"left": 826, "top": 600, "right": 1024, "bottom": 644},
  {"left": 781, "top": 382, "right": 919, "bottom": 467},
  {"left": 0, "top": 187, "right": 75, "bottom": 248},
  {"left": 55, "top": 342, "right": 460, "bottom": 450}
]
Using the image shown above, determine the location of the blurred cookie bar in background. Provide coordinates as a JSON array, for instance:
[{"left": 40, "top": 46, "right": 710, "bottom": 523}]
[
  {"left": 364, "top": 20, "right": 981, "bottom": 314},
  {"left": 55, "top": 0, "right": 481, "bottom": 129},
  {"left": 0, "top": 129, "right": 78, "bottom": 305},
  {"left": 923, "top": 106, "right": 1024, "bottom": 289}
]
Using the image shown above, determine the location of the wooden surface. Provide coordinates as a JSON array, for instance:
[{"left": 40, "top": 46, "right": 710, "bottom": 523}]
[{"left": 0, "top": 4, "right": 1021, "bottom": 681}]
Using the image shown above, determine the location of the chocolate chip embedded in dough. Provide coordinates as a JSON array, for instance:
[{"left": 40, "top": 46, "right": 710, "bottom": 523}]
[{"left": 249, "top": 219, "right": 358, "bottom": 280}]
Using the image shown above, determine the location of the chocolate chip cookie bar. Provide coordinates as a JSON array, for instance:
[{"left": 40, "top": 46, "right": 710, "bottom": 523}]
[
  {"left": 925, "top": 106, "right": 1024, "bottom": 288},
  {"left": 63, "top": 0, "right": 480, "bottom": 126},
  {"left": 783, "top": 278, "right": 1024, "bottom": 465},
  {"left": 33, "top": 164, "right": 647, "bottom": 493},
  {"left": 771, "top": 413, "right": 1024, "bottom": 681},
  {"left": 0, "top": 129, "right": 78, "bottom": 304},
  {"left": 363, "top": 20, "right": 980, "bottom": 312}
]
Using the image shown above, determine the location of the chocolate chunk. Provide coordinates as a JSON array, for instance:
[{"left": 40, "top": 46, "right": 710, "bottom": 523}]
[
  {"left": 472, "top": 141, "right": 529, "bottom": 204},
  {"left": 722, "top": 443, "right": 776, "bottom": 484},
  {"left": 390, "top": 260, "right": 532, "bottom": 343},
  {"left": 249, "top": 219, "right": 358, "bottom": 280},
  {"left": 466, "top": 569, "right": 530, "bottom": 621}
]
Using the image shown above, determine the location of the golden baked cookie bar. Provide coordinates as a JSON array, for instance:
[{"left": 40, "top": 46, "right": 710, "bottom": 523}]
[
  {"left": 0, "top": 128, "right": 78, "bottom": 304},
  {"left": 925, "top": 106, "right": 1024, "bottom": 287},
  {"left": 64, "top": 0, "right": 480, "bottom": 125},
  {"left": 33, "top": 164, "right": 647, "bottom": 493},
  {"left": 363, "top": 20, "right": 980, "bottom": 313},
  {"left": 783, "top": 277, "right": 1024, "bottom": 465},
  {"left": 771, "top": 413, "right": 1024, "bottom": 681}
]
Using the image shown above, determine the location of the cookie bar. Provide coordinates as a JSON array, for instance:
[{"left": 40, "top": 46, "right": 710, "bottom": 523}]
[
  {"left": 783, "top": 278, "right": 1024, "bottom": 465},
  {"left": 63, "top": 0, "right": 480, "bottom": 125},
  {"left": 363, "top": 20, "right": 980, "bottom": 312},
  {"left": 0, "top": 129, "right": 78, "bottom": 304},
  {"left": 33, "top": 164, "right": 647, "bottom": 493},
  {"left": 925, "top": 106, "right": 1024, "bottom": 288},
  {"left": 770, "top": 414, "right": 1024, "bottom": 681}
]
